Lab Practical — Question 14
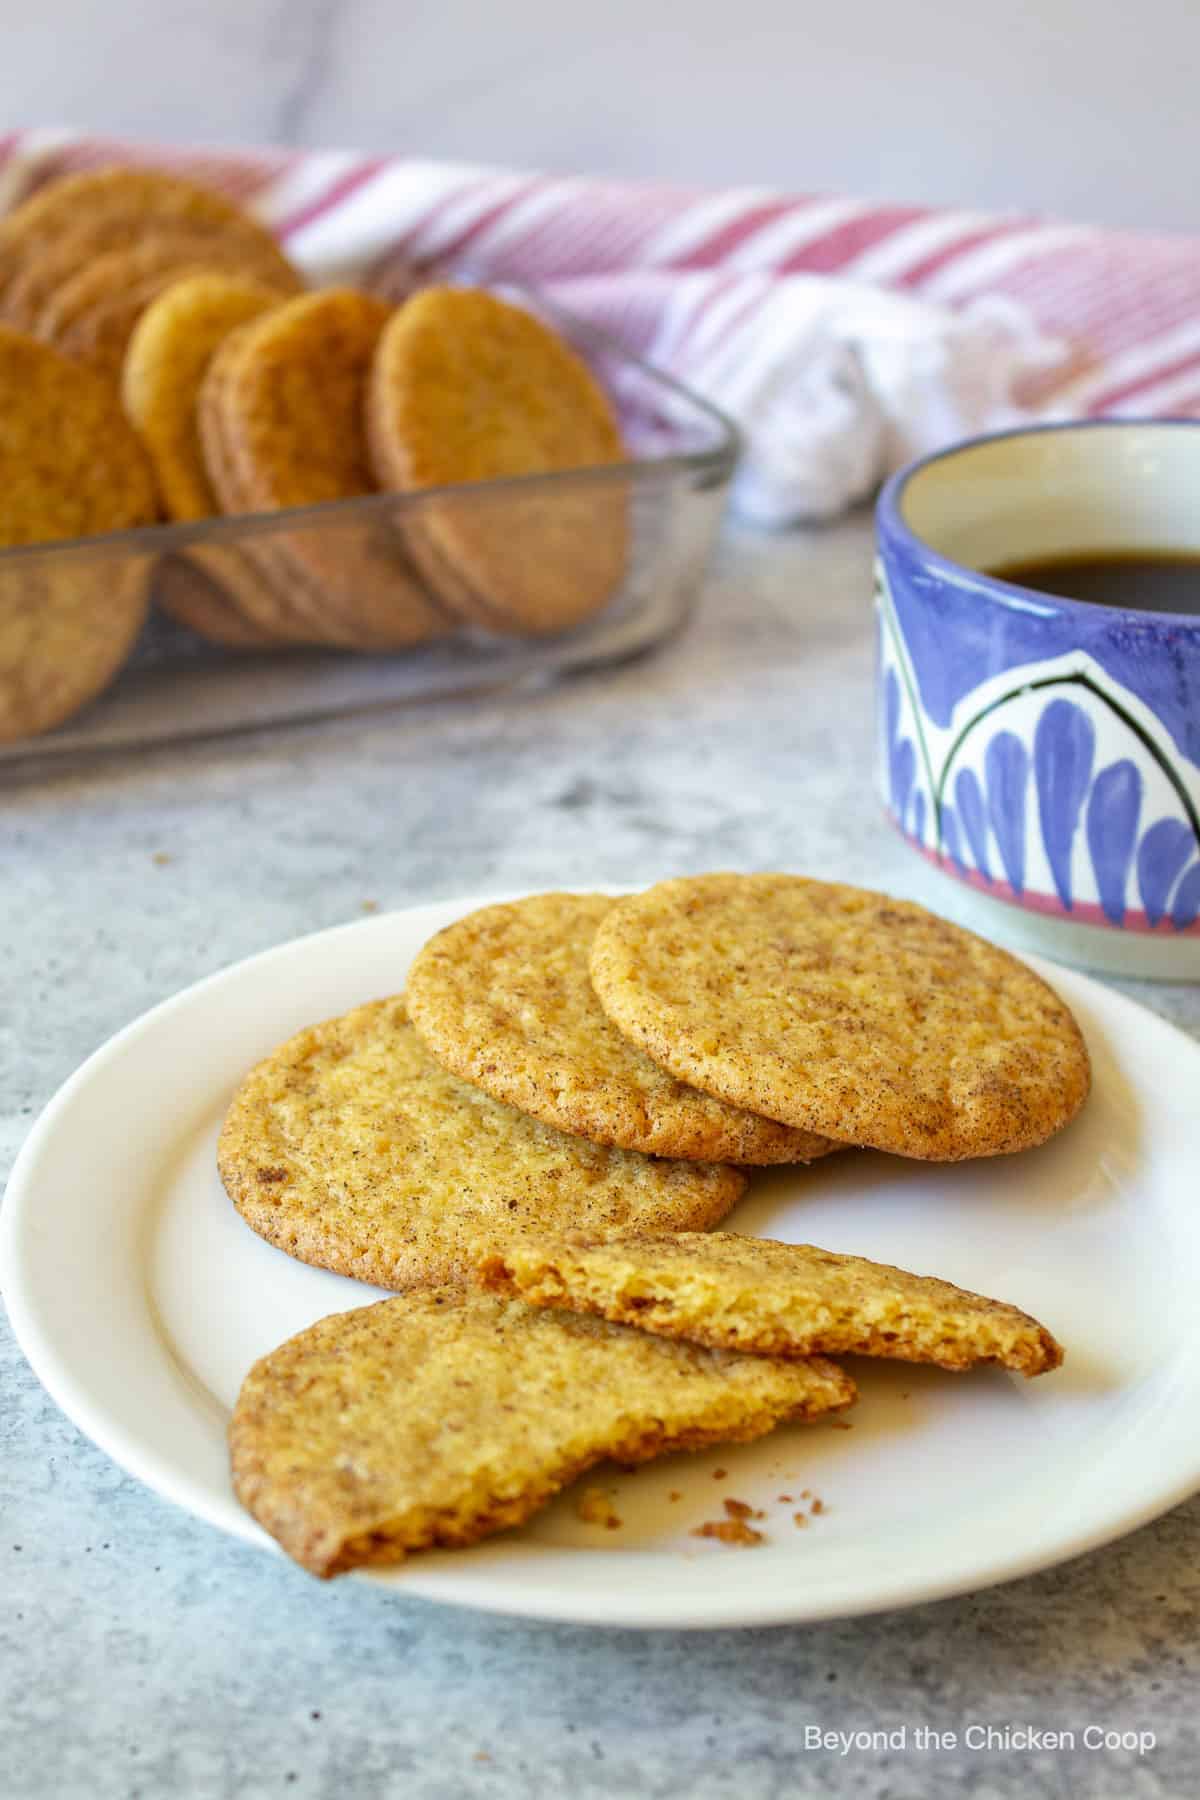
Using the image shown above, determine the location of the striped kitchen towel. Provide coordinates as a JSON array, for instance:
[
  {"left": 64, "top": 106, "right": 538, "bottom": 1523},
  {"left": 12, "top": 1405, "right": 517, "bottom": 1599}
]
[{"left": 4, "top": 131, "right": 1197, "bottom": 521}]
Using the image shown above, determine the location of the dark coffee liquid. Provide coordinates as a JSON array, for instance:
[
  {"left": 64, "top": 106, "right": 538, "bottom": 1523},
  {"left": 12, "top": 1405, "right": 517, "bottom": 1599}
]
[{"left": 989, "top": 551, "right": 1200, "bottom": 614}]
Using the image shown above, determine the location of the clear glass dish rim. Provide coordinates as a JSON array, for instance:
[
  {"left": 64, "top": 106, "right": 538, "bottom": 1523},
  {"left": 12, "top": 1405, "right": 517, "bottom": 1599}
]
[{"left": 0, "top": 293, "right": 742, "bottom": 572}]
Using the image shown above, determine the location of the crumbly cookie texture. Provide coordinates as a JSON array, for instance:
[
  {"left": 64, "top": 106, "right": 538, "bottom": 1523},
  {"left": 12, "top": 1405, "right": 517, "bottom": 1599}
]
[
  {"left": 229, "top": 1287, "right": 855, "bottom": 1576},
  {"left": 407, "top": 892, "right": 836, "bottom": 1163},
  {"left": 589, "top": 872, "right": 1091, "bottom": 1160},
  {"left": 217, "top": 996, "right": 746, "bottom": 1291},
  {"left": 366, "top": 286, "right": 628, "bottom": 634},
  {"left": 475, "top": 1231, "right": 1064, "bottom": 1375}
]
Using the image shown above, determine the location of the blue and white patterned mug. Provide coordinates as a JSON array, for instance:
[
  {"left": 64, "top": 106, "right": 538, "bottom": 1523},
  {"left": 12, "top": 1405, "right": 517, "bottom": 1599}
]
[{"left": 876, "top": 422, "right": 1200, "bottom": 979}]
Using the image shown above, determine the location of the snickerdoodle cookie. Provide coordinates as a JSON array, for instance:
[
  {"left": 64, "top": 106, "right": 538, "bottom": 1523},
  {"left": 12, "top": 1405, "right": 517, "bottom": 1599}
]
[
  {"left": 476, "top": 1231, "right": 1063, "bottom": 1374},
  {"left": 217, "top": 996, "right": 746, "bottom": 1291},
  {"left": 366, "top": 287, "right": 628, "bottom": 634},
  {"left": 229, "top": 1287, "right": 854, "bottom": 1576},
  {"left": 407, "top": 892, "right": 836, "bottom": 1163},
  {"left": 589, "top": 873, "right": 1090, "bottom": 1160}
]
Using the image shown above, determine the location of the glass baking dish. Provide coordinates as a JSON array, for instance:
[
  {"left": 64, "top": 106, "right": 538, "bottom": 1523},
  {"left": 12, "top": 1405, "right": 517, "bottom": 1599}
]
[{"left": 0, "top": 297, "right": 740, "bottom": 763}]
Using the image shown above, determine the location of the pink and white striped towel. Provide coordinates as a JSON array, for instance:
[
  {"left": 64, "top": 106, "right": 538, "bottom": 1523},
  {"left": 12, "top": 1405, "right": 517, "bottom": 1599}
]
[{"left": 4, "top": 131, "right": 1198, "bottom": 523}]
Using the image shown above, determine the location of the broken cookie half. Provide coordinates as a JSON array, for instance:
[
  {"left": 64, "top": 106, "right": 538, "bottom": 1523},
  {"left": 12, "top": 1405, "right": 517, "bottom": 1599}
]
[
  {"left": 474, "top": 1232, "right": 1063, "bottom": 1377},
  {"left": 230, "top": 1287, "right": 854, "bottom": 1577}
]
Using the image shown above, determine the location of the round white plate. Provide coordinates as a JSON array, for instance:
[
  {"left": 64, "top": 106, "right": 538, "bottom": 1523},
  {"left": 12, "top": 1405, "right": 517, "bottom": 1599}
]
[{"left": 4, "top": 893, "right": 1200, "bottom": 1630}]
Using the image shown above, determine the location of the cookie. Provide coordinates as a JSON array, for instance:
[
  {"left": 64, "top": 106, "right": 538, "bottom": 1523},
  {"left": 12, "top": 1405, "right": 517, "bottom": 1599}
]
[
  {"left": 3, "top": 216, "right": 298, "bottom": 335},
  {"left": 217, "top": 996, "right": 745, "bottom": 1291},
  {"left": 476, "top": 1231, "right": 1064, "bottom": 1375},
  {"left": 199, "top": 291, "right": 446, "bottom": 650},
  {"left": 229, "top": 1287, "right": 854, "bottom": 1576},
  {"left": 196, "top": 310, "right": 423, "bottom": 650},
  {"left": 0, "top": 327, "right": 156, "bottom": 738},
  {"left": 407, "top": 892, "right": 836, "bottom": 1164},
  {"left": 38, "top": 243, "right": 299, "bottom": 381},
  {"left": 197, "top": 362, "right": 354, "bottom": 647},
  {"left": 152, "top": 554, "right": 295, "bottom": 650},
  {"left": 0, "top": 557, "right": 150, "bottom": 743},
  {"left": 175, "top": 545, "right": 329, "bottom": 647},
  {"left": 366, "top": 287, "right": 628, "bottom": 635},
  {"left": 0, "top": 327, "right": 157, "bottom": 545},
  {"left": 191, "top": 346, "right": 336, "bottom": 646},
  {"left": 122, "top": 274, "right": 282, "bottom": 521},
  {"left": 0, "top": 220, "right": 32, "bottom": 309},
  {"left": 0, "top": 165, "right": 293, "bottom": 315},
  {"left": 589, "top": 873, "right": 1091, "bottom": 1161}
]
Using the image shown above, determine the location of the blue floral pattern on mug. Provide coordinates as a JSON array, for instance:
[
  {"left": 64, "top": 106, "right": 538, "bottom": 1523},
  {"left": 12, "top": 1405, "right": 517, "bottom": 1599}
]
[{"left": 875, "top": 559, "right": 1200, "bottom": 935}]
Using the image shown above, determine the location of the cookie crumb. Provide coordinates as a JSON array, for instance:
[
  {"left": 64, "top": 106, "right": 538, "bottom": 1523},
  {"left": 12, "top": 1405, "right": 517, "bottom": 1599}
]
[
  {"left": 575, "top": 1487, "right": 622, "bottom": 1530},
  {"left": 692, "top": 1518, "right": 766, "bottom": 1547},
  {"left": 778, "top": 1494, "right": 793, "bottom": 1503},
  {"left": 811, "top": 1498, "right": 825, "bottom": 1515},
  {"left": 712, "top": 1467, "right": 727, "bottom": 1480},
  {"left": 829, "top": 1418, "right": 853, "bottom": 1430},
  {"left": 361, "top": 899, "right": 379, "bottom": 913},
  {"left": 793, "top": 1512, "right": 808, "bottom": 1528},
  {"left": 151, "top": 851, "right": 171, "bottom": 866},
  {"left": 473, "top": 1752, "right": 492, "bottom": 1763},
  {"left": 668, "top": 1490, "right": 682, "bottom": 1502},
  {"left": 723, "top": 1498, "right": 765, "bottom": 1522},
  {"left": 799, "top": 1489, "right": 811, "bottom": 1500}
]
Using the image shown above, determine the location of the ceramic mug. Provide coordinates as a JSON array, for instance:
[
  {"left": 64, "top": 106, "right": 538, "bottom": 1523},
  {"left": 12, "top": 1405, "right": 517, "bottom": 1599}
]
[{"left": 875, "top": 421, "right": 1200, "bottom": 979}]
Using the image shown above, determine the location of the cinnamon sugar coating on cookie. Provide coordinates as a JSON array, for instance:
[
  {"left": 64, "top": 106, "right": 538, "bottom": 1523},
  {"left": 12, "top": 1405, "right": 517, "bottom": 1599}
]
[
  {"left": 218, "top": 996, "right": 746, "bottom": 1291},
  {"left": 589, "top": 873, "right": 1090, "bottom": 1160},
  {"left": 407, "top": 892, "right": 836, "bottom": 1163}
]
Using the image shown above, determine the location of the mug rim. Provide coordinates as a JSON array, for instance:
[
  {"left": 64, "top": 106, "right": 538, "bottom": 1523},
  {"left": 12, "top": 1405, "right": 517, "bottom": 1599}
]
[{"left": 877, "top": 417, "right": 1200, "bottom": 631}]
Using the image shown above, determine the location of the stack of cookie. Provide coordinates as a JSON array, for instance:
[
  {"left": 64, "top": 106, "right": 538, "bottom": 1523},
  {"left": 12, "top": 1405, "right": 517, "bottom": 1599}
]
[
  {"left": 0, "top": 165, "right": 629, "bottom": 741},
  {"left": 165, "top": 281, "right": 627, "bottom": 652},
  {"left": 221, "top": 873, "right": 1087, "bottom": 1578},
  {"left": 0, "top": 167, "right": 300, "bottom": 740}
]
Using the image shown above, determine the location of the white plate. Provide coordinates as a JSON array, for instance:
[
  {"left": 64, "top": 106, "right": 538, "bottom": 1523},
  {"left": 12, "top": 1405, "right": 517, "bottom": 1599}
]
[{"left": 4, "top": 893, "right": 1200, "bottom": 1630}]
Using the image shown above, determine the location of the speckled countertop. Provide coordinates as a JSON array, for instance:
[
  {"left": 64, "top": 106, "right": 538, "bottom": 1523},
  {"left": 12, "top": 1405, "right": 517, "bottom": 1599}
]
[{"left": 3, "top": 516, "right": 1198, "bottom": 1800}]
